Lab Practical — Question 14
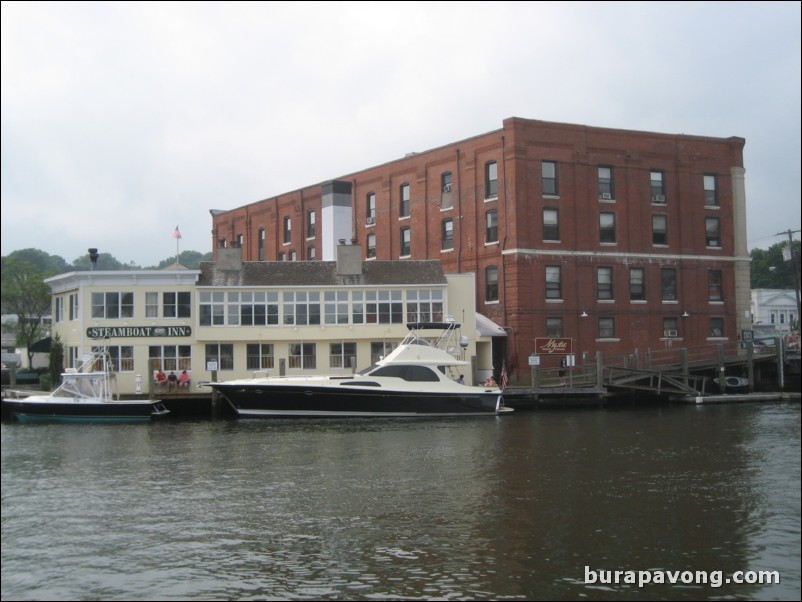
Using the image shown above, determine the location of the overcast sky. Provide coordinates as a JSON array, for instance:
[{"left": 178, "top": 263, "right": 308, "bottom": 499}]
[{"left": 2, "top": 1, "right": 800, "bottom": 267}]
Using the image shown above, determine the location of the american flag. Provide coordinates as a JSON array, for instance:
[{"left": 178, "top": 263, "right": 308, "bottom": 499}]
[
  {"left": 500, "top": 362, "right": 509, "bottom": 390},
  {"left": 171, "top": 226, "right": 182, "bottom": 240}
]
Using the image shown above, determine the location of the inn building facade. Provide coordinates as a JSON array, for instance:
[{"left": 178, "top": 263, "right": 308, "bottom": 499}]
[
  {"left": 210, "top": 117, "right": 750, "bottom": 376},
  {"left": 46, "top": 245, "right": 500, "bottom": 395}
]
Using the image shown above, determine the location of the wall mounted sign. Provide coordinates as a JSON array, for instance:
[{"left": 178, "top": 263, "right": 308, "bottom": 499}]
[
  {"left": 534, "top": 337, "right": 573, "bottom": 355},
  {"left": 86, "top": 326, "right": 192, "bottom": 338}
]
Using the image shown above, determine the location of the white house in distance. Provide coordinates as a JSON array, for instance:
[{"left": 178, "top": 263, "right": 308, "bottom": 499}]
[
  {"left": 751, "top": 288, "right": 799, "bottom": 333},
  {"left": 45, "top": 244, "right": 502, "bottom": 396}
]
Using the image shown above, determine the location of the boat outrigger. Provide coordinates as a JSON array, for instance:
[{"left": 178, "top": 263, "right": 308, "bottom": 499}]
[{"left": 2, "top": 349, "right": 170, "bottom": 423}]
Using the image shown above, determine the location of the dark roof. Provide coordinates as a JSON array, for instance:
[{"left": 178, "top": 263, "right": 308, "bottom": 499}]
[{"left": 197, "top": 260, "right": 447, "bottom": 288}]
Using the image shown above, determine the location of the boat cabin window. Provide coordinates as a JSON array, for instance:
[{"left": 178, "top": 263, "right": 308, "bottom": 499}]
[{"left": 370, "top": 365, "right": 440, "bottom": 382}]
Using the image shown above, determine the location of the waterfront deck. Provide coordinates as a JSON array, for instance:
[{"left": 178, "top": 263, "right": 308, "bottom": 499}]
[{"left": 506, "top": 340, "right": 799, "bottom": 407}]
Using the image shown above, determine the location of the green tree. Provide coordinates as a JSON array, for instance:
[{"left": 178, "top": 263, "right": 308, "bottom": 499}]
[
  {"left": 0, "top": 248, "right": 69, "bottom": 274},
  {"left": 151, "top": 250, "right": 212, "bottom": 270},
  {"left": 750, "top": 240, "right": 801, "bottom": 289},
  {"left": 48, "top": 333, "right": 65, "bottom": 391},
  {"left": 0, "top": 257, "right": 56, "bottom": 367},
  {"left": 71, "top": 251, "right": 137, "bottom": 271}
]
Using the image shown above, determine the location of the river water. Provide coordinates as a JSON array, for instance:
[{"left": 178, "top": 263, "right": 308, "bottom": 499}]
[{"left": 1, "top": 402, "right": 799, "bottom": 601}]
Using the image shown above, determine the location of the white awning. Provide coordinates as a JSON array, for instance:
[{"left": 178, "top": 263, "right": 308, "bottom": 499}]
[{"left": 476, "top": 313, "right": 507, "bottom": 337}]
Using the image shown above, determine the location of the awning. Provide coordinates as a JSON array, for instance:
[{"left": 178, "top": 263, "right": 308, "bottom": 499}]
[
  {"left": 476, "top": 313, "right": 507, "bottom": 337},
  {"left": 29, "top": 337, "right": 52, "bottom": 353}
]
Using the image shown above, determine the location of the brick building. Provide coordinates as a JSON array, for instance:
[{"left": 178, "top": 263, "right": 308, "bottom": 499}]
[{"left": 211, "top": 117, "right": 750, "bottom": 379}]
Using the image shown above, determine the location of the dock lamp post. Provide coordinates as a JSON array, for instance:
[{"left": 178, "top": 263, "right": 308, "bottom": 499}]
[
  {"left": 88, "top": 248, "right": 99, "bottom": 270},
  {"left": 780, "top": 232, "right": 801, "bottom": 331}
]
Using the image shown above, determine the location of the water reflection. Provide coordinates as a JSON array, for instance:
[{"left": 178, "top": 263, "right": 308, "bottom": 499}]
[{"left": 2, "top": 404, "right": 799, "bottom": 600}]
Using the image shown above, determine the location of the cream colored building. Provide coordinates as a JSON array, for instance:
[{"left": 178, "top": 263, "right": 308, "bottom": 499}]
[{"left": 46, "top": 245, "right": 502, "bottom": 395}]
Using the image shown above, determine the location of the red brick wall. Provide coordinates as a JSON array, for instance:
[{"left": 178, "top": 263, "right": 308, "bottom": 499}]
[{"left": 211, "top": 117, "right": 745, "bottom": 369}]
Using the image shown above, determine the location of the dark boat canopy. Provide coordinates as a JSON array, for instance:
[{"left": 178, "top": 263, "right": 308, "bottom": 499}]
[{"left": 29, "top": 337, "right": 52, "bottom": 353}]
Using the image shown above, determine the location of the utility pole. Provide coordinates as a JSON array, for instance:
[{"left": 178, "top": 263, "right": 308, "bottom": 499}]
[{"left": 776, "top": 229, "right": 801, "bottom": 331}]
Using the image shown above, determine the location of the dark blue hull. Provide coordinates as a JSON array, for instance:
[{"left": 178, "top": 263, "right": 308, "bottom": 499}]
[
  {"left": 210, "top": 383, "right": 509, "bottom": 418},
  {"left": 2, "top": 399, "right": 169, "bottom": 423}
]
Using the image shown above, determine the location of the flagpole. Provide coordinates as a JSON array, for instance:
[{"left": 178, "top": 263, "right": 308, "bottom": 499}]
[{"left": 172, "top": 225, "right": 182, "bottom": 265}]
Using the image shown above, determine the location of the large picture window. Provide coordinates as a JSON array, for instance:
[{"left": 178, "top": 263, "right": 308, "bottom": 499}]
[
  {"left": 205, "top": 344, "right": 233, "bottom": 371},
  {"left": 283, "top": 291, "right": 321, "bottom": 326},
  {"left": 91, "top": 292, "right": 134, "bottom": 319},
  {"left": 289, "top": 343, "right": 316, "bottom": 370},
  {"left": 163, "top": 292, "right": 191, "bottom": 318},
  {"left": 152, "top": 345, "right": 193, "bottom": 372},
  {"left": 246, "top": 343, "right": 274, "bottom": 371}
]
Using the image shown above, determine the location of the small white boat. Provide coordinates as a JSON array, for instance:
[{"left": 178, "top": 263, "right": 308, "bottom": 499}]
[
  {"left": 208, "top": 322, "right": 512, "bottom": 418},
  {"left": 2, "top": 349, "right": 169, "bottom": 423}
]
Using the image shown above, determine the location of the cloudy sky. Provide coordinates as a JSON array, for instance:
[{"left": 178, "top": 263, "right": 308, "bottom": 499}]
[{"left": 2, "top": 1, "right": 800, "bottom": 267}]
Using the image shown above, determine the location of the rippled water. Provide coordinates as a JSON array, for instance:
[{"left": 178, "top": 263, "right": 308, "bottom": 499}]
[{"left": 2, "top": 403, "right": 799, "bottom": 600}]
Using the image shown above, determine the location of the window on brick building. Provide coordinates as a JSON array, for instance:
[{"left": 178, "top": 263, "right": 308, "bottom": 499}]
[
  {"left": 367, "top": 233, "right": 376, "bottom": 259},
  {"left": 486, "top": 266, "right": 499, "bottom": 302},
  {"left": 598, "top": 317, "right": 615, "bottom": 339},
  {"left": 598, "top": 166, "right": 614, "bottom": 199},
  {"left": 661, "top": 268, "right": 677, "bottom": 301},
  {"left": 399, "top": 184, "right": 410, "bottom": 218},
  {"left": 441, "top": 219, "right": 454, "bottom": 251},
  {"left": 708, "top": 270, "right": 723, "bottom": 301},
  {"left": 400, "top": 227, "right": 411, "bottom": 256},
  {"left": 710, "top": 317, "right": 724, "bottom": 338},
  {"left": 542, "top": 161, "right": 558, "bottom": 196},
  {"left": 629, "top": 268, "right": 645, "bottom": 301},
  {"left": 366, "top": 192, "right": 376, "bottom": 225},
  {"left": 597, "top": 267, "right": 614, "bottom": 300},
  {"left": 485, "top": 162, "right": 498, "bottom": 199},
  {"left": 652, "top": 214, "right": 668, "bottom": 246},
  {"left": 441, "top": 172, "right": 452, "bottom": 193},
  {"left": 600, "top": 212, "right": 616, "bottom": 244},
  {"left": 546, "top": 317, "right": 563, "bottom": 337},
  {"left": 283, "top": 216, "right": 291, "bottom": 244},
  {"left": 706, "top": 218, "right": 721, "bottom": 247},
  {"left": 650, "top": 170, "right": 666, "bottom": 203},
  {"left": 486, "top": 210, "right": 498, "bottom": 243},
  {"left": 398, "top": 184, "right": 410, "bottom": 217},
  {"left": 258, "top": 228, "right": 265, "bottom": 261},
  {"left": 663, "top": 317, "right": 679, "bottom": 338},
  {"left": 546, "top": 266, "right": 561, "bottom": 300},
  {"left": 543, "top": 208, "right": 559, "bottom": 241},
  {"left": 307, "top": 210, "right": 316, "bottom": 238},
  {"left": 704, "top": 174, "right": 718, "bottom": 206}
]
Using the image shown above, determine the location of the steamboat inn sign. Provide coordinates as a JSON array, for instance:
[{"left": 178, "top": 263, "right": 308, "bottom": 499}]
[{"left": 86, "top": 326, "right": 192, "bottom": 338}]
